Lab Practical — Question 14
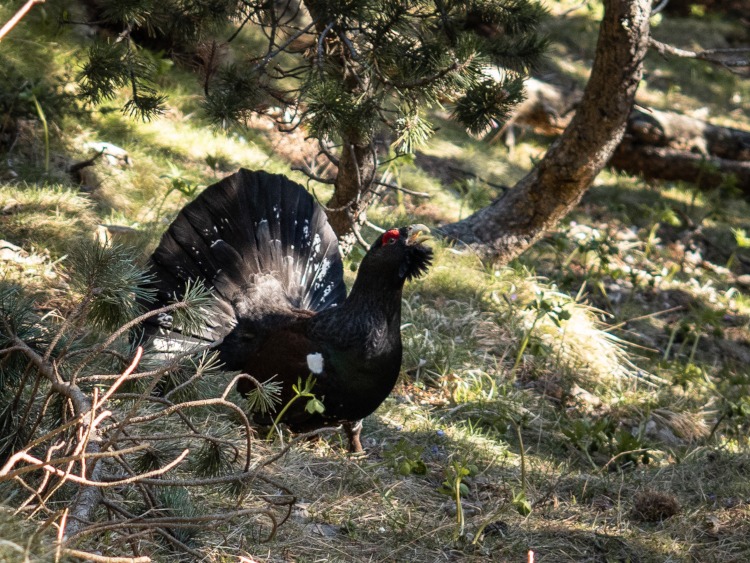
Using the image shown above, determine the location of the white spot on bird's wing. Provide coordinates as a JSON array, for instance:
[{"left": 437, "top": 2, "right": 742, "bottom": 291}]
[
  {"left": 312, "top": 233, "right": 321, "bottom": 254},
  {"left": 318, "top": 258, "right": 330, "bottom": 279},
  {"left": 320, "top": 282, "right": 333, "bottom": 302},
  {"left": 306, "top": 353, "right": 324, "bottom": 375}
]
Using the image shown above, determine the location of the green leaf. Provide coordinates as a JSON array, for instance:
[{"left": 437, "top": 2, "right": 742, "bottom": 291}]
[
  {"left": 305, "top": 397, "right": 326, "bottom": 414},
  {"left": 513, "top": 491, "right": 532, "bottom": 516}
]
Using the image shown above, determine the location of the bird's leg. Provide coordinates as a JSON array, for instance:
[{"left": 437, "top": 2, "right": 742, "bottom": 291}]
[{"left": 342, "top": 420, "right": 363, "bottom": 453}]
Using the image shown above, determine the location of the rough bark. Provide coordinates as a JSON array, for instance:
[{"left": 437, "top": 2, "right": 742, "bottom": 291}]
[
  {"left": 325, "top": 138, "right": 378, "bottom": 238},
  {"left": 501, "top": 80, "right": 750, "bottom": 191},
  {"left": 439, "top": 0, "right": 652, "bottom": 264},
  {"left": 303, "top": 0, "right": 378, "bottom": 240}
]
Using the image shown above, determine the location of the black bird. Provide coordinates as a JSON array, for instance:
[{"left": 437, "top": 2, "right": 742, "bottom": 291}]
[{"left": 142, "top": 169, "right": 432, "bottom": 451}]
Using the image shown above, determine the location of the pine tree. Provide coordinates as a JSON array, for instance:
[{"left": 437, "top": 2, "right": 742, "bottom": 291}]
[
  {"left": 76, "top": 0, "right": 546, "bottom": 240},
  {"left": 0, "top": 242, "right": 291, "bottom": 553}
]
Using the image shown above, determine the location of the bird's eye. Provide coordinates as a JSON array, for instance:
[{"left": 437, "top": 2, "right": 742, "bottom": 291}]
[{"left": 382, "top": 229, "right": 400, "bottom": 245}]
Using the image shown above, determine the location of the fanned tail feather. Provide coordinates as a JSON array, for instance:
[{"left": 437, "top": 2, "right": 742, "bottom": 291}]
[{"left": 143, "top": 169, "right": 346, "bottom": 347}]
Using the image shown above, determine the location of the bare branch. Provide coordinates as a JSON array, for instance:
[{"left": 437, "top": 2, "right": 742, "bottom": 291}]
[
  {"left": 649, "top": 37, "right": 750, "bottom": 69},
  {"left": 0, "top": 0, "right": 45, "bottom": 42}
]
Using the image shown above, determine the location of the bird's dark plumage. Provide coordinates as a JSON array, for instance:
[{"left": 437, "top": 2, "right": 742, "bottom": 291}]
[{"left": 143, "top": 169, "right": 432, "bottom": 451}]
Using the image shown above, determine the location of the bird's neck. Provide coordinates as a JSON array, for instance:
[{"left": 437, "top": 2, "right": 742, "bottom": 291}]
[{"left": 345, "top": 274, "right": 404, "bottom": 325}]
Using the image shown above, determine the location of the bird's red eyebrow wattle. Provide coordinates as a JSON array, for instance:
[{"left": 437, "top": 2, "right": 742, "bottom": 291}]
[{"left": 382, "top": 229, "right": 400, "bottom": 244}]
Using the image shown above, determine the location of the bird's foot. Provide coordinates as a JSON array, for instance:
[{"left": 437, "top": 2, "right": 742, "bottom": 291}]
[{"left": 342, "top": 420, "right": 364, "bottom": 454}]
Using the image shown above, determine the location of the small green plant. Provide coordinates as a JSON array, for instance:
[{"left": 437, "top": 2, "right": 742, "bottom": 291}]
[
  {"left": 438, "top": 460, "right": 473, "bottom": 539},
  {"left": 384, "top": 439, "right": 428, "bottom": 476},
  {"left": 712, "top": 396, "right": 750, "bottom": 442},
  {"left": 31, "top": 95, "right": 49, "bottom": 173},
  {"left": 672, "top": 361, "right": 704, "bottom": 389},
  {"left": 562, "top": 417, "right": 614, "bottom": 459},
  {"left": 511, "top": 291, "right": 571, "bottom": 375},
  {"left": 512, "top": 490, "right": 532, "bottom": 517},
  {"left": 266, "top": 375, "right": 325, "bottom": 441},
  {"left": 562, "top": 416, "right": 649, "bottom": 469},
  {"left": 727, "top": 227, "right": 750, "bottom": 270},
  {"left": 511, "top": 418, "right": 532, "bottom": 516},
  {"left": 155, "top": 162, "right": 203, "bottom": 218}
]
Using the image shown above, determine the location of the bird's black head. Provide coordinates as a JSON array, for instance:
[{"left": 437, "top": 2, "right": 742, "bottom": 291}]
[{"left": 357, "top": 225, "right": 433, "bottom": 287}]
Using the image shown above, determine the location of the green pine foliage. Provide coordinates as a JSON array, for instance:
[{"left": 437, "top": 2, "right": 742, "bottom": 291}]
[
  {"left": 0, "top": 242, "right": 275, "bottom": 556},
  {"left": 79, "top": 0, "right": 546, "bottom": 152},
  {"left": 67, "top": 241, "right": 156, "bottom": 331}
]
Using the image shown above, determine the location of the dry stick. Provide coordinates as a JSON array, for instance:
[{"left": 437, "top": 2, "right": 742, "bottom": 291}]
[
  {"left": 162, "top": 347, "right": 224, "bottom": 400},
  {"left": 70, "top": 301, "right": 192, "bottom": 381},
  {"left": 97, "top": 344, "right": 218, "bottom": 451},
  {"left": 78, "top": 338, "right": 220, "bottom": 382},
  {"left": 104, "top": 427, "right": 337, "bottom": 488},
  {"left": 43, "top": 294, "right": 93, "bottom": 363},
  {"left": 25, "top": 442, "right": 78, "bottom": 519},
  {"left": 66, "top": 349, "right": 144, "bottom": 535},
  {"left": 0, "top": 0, "right": 45, "bottom": 42},
  {"left": 13, "top": 363, "right": 42, "bottom": 437},
  {"left": 4, "top": 339, "right": 143, "bottom": 535},
  {"left": 9, "top": 449, "right": 189, "bottom": 487},
  {"left": 62, "top": 549, "right": 150, "bottom": 563},
  {"left": 68, "top": 507, "right": 278, "bottom": 536},
  {"left": 0, "top": 444, "right": 151, "bottom": 480},
  {"left": 603, "top": 305, "right": 684, "bottom": 333},
  {"left": 55, "top": 508, "right": 68, "bottom": 561},
  {"left": 601, "top": 448, "right": 651, "bottom": 472}
]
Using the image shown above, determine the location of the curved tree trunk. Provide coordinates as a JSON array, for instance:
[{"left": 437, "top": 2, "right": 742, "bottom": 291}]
[
  {"left": 325, "top": 138, "right": 378, "bottom": 238},
  {"left": 439, "top": 0, "right": 652, "bottom": 264},
  {"left": 303, "top": 0, "right": 379, "bottom": 240}
]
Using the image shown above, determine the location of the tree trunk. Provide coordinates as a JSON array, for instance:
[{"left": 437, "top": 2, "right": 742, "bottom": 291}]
[
  {"left": 303, "top": 0, "right": 379, "bottom": 240},
  {"left": 439, "top": 0, "right": 652, "bottom": 264},
  {"left": 325, "top": 138, "right": 378, "bottom": 238}
]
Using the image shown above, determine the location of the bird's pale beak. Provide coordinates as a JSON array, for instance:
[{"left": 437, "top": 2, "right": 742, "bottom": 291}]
[{"left": 406, "top": 224, "right": 431, "bottom": 246}]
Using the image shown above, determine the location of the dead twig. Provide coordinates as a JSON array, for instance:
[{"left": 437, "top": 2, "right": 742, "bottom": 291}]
[{"left": 0, "top": 0, "right": 45, "bottom": 42}]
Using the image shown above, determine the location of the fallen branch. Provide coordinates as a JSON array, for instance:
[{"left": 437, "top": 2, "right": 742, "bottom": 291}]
[{"left": 487, "top": 77, "right": 750, "bottom": 191}]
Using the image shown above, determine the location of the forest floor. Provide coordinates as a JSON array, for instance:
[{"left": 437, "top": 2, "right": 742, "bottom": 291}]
[{"left": 2, "top": 1, "right": 750, "bottom": 562}]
